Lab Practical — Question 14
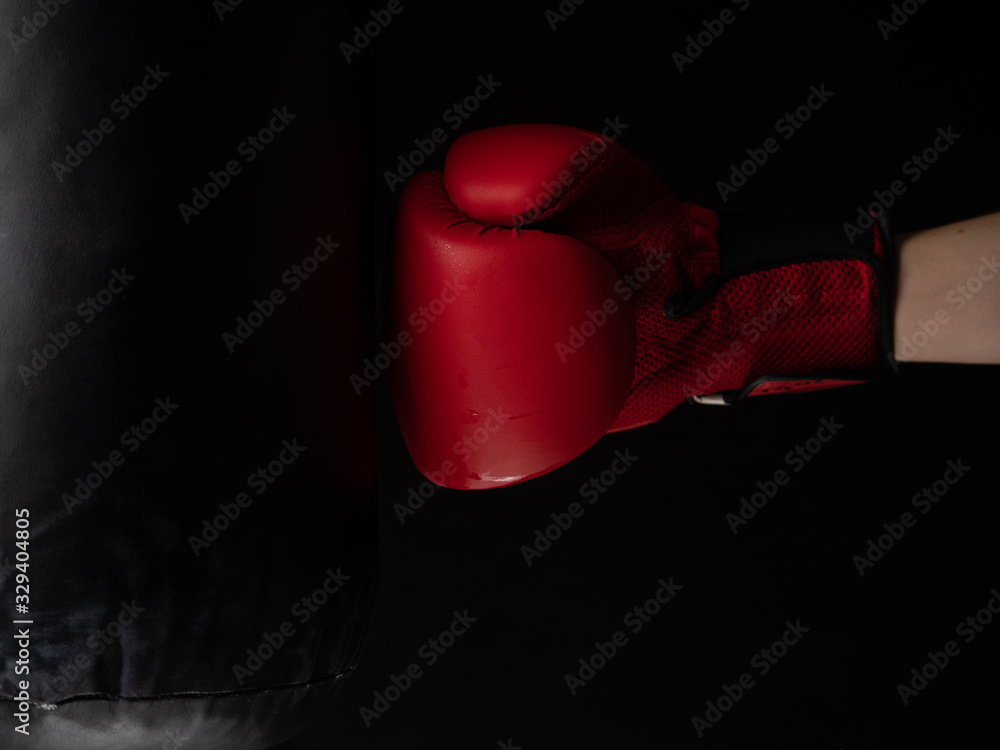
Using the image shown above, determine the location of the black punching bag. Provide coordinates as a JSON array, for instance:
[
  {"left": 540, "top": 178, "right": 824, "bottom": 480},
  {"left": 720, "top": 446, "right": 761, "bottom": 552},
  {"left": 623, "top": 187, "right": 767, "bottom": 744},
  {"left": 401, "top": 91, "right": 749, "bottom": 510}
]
[{"left": 0, "top": 2, "right": 376, "bottom": 747}]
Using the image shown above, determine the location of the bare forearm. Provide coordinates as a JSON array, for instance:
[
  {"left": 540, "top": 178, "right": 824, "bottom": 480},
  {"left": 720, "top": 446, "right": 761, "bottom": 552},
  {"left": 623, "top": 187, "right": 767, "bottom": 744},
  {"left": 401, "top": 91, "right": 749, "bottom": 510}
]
[{"left": 893, "top": 212, "right": 1000, "bottom": 364}]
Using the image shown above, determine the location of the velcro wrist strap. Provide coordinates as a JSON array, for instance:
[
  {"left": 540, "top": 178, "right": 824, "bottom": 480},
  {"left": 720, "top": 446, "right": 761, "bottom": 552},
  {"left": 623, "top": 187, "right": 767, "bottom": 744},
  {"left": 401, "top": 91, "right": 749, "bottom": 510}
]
[{"left": 672, "top": 210, "right": 897, "bottom": 405}]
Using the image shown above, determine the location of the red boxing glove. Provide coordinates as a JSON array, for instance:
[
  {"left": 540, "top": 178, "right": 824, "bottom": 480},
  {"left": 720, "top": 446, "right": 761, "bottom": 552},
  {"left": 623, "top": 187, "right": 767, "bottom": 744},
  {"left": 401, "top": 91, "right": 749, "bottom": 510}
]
[{"left": 389, "top": 124, "right": 894, "bottom": 489}]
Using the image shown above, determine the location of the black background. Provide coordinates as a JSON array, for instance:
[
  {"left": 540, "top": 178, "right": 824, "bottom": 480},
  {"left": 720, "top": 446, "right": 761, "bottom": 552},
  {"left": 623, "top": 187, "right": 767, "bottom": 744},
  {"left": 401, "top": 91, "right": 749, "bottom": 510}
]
[
  {"left": 284, "top": 0, "right": 1000, "bottom": 748},
  {"left": 3, "top": 0, "right": 995, "bottom": 747}
]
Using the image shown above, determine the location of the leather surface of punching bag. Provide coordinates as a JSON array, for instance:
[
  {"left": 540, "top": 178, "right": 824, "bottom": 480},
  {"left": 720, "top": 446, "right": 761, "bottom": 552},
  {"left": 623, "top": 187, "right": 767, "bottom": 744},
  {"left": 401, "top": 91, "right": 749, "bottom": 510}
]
[{"left": 0, "top": 2, "right": 376, "bottom": 747}]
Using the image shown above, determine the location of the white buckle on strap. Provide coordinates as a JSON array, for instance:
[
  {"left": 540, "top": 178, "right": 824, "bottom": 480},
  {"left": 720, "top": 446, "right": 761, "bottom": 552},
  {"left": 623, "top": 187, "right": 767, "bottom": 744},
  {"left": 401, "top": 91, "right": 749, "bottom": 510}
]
[{"left": 691, "top": 393, "right": 729, "bottom": 406}]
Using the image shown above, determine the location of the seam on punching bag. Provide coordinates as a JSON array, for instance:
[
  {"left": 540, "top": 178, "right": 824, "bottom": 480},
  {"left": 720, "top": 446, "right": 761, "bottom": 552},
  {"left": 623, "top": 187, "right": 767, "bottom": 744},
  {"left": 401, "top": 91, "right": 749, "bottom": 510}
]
[{"left": 0, "top": 667, "right": 355, "bottom": 707}]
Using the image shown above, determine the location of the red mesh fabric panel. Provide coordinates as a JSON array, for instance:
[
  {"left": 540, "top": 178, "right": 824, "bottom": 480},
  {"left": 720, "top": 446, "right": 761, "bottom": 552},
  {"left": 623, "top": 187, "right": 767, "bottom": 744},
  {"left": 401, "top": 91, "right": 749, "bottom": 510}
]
[
  {"left": 537, "top": 141, "right": 882, "bottom": 432},
  {"left": 609, "top": 259, "right": 879, "bottom": 430}
]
